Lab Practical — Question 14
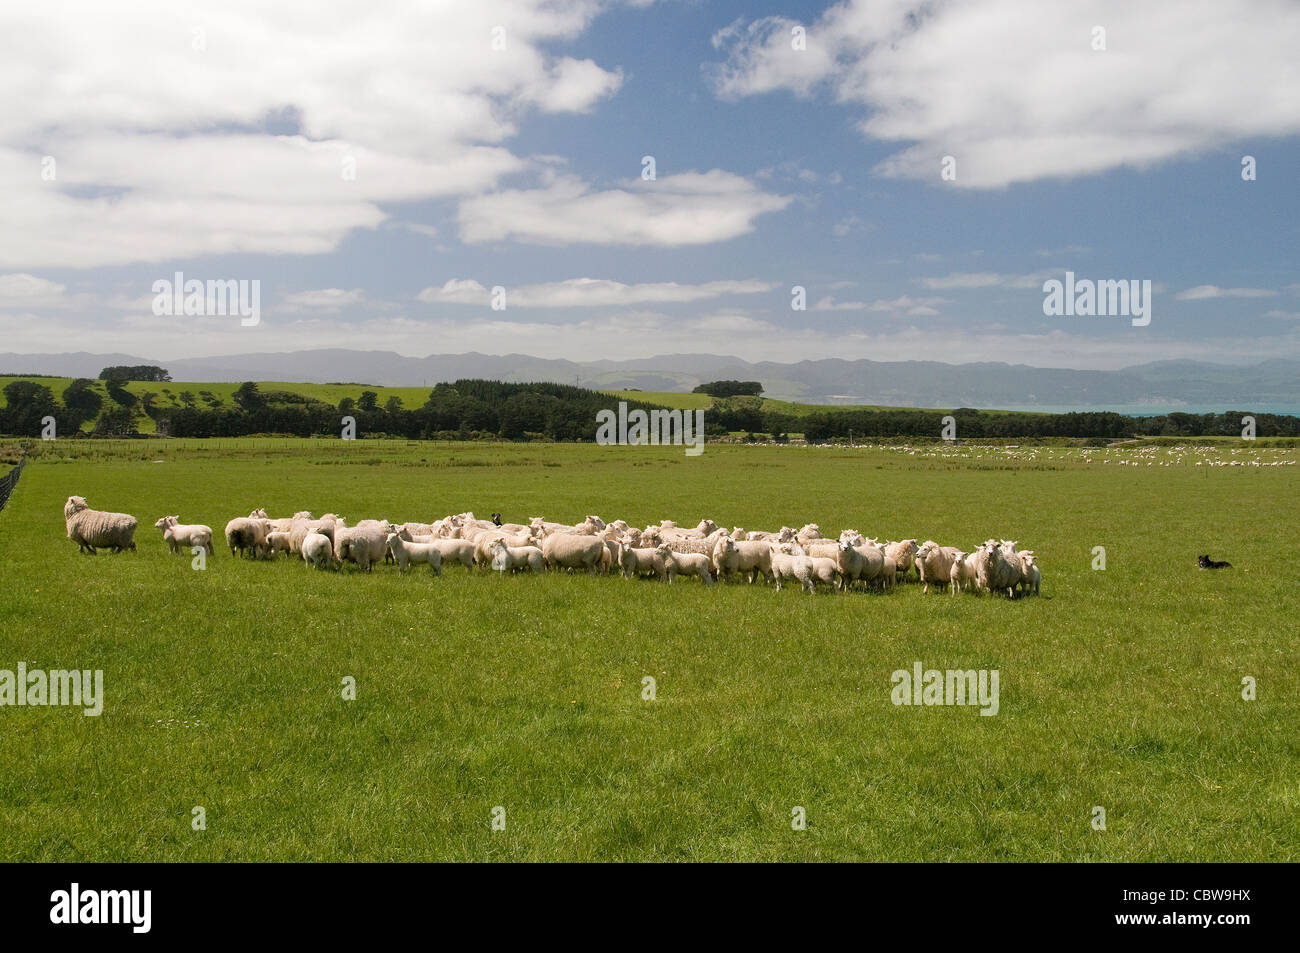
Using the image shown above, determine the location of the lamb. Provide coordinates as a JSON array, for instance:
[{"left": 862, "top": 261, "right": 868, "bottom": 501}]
[
  {"left": 618, "top": 542, "right": 668, "bottom": 580},
  {"left": 301, "top": 531, "right": 335, "bottom": 570},
  {"left": 265, "top": 531, "right": 292, "bottom": 557},
  {"left": 333, "top": 526, "right": 388, "bottom": 572},
  {"left": 949, "top": 550, "right": 979, "bottom": 595},
  {"left": 400, "top": 531, "right": 475, "bottom": 570},
  {"left": 769, "top": 542, "right": 814, "bottom": 593},
  {"left": 541, "top": 533, "right": 605, "bottom": 573},
  {"left": 153, "top": 516, "right": 214, "bottom": 556},
  {"left": 742, "top": 527, "right": 795, "bottom": 543},
  {"left": 712, "top": 536, "right": 772, "bottom": 584},
  {"left": 1019, "top": 552, "right": 1041, "bottom": 596},
  {"left": 914, "top": 540, "right": 963, "bottom": 594},
  {"left": 224, "top": 516, "right": 270, "bottom": 559},
  {"left": 488, "top": 538, "right": 543, "bottom": 574},
  {"left": 386, "top": 533, "right": 444, "bottom": 575},
  {"left": 655, "top": 544, "right": 713, "bottom": 585},
  {"left": 64, "top": 496, "right": 137, "bottom": 554}
]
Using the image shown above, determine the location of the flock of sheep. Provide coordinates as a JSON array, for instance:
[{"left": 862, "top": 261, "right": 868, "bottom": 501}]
[{"left": 63, "top": 495, "right": 1042, "bottom": 596}]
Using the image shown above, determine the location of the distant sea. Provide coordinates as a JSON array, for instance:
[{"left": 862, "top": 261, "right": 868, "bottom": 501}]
[{"left": 990, "top": 404, "right": 1300, "bottom": 417}]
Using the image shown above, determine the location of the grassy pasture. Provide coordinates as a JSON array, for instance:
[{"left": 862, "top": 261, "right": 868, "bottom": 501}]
[{"left": 0, "top": 439, "right": 1296, "bottom": 861}]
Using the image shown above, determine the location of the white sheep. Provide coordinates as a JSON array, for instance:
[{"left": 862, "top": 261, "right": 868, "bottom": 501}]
[
  {"left": 401, "top": 531, "right": 475, "bottom": 570},
  {"left": 64, "top": 496, "right": 137, "bottom": 554},
  {"left": 333, "top": 526, "right": 387, "bottom": 572},
  {"left": 949, "top": 550, "right": 979, "bottom": 595},
  {"left": 618, "top": 542, "right": 668, "bottom": 580},
  {"left": 769, "top": 542, "right": 814, "bottom": 593},
  {"left": 301, "top": 531, "right": 335, "bottom": 570},
  {"left": 386, "top": 533, "right": 443, "bottom": 574},
  {"left": 885, "top": 539, "right": 919, "bottom": 580},
  {"left": 153, "top": 516, "right": 214, "bottom": 556},
  {"left": 914, "top": 540, "right": 962, "bottom": 594},
  {"left": 655, "top": 544, "right": 713, "bottom": 585},
  {"left": 224, "top": 517, "right": 270, "bottom": 559},
  {"left": 488, "top": 538, "right": 543, "bottom": 574},
  {"left": 265, "top": 531, "right": 293, "bottom": 557},
  {"left": 1018, "top": 551, "right": 1040, "bottom": 596},
  {"left": 712, "top": 536, "right": 772, "bottom": 584},
  {"left": 541, "top": 533, "right": 605, "bottom": 573}
]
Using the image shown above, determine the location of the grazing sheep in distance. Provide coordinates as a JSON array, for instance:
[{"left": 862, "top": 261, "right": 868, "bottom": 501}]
[
  {"left": 386, "top": 533, "right": 443, "bottom": 575},
  {"left": 301, "top": 531, "right": 335, "bottom": 570},
  {"left": 488, "top": 538, "right": 543, "bottom": 574},
  {"left": 64, "top": 496, "right": 137, "bottom": 554},
  {"left": 154, "top": 516, "right": 214, "bottom": 556},
  {"left": 655, "top": 544, "right": 713, "bottom": 585}
]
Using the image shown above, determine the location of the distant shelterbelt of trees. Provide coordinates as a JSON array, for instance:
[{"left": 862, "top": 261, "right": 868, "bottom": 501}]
[
  {"left": 693, "top": 380, "right": 764, "bottom": 397},
  {"left": 1, "top": 376, "right": 1298, "bottom": 440}
]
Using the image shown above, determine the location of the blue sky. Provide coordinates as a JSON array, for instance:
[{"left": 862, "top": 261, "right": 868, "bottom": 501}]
[{"left": 1, "top": 0, "right": 1297, "bottom": 369}]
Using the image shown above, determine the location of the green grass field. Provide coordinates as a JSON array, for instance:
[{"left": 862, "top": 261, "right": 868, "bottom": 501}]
[{"left": 0, "top": 438, "right": 1295, "bottom": 861}]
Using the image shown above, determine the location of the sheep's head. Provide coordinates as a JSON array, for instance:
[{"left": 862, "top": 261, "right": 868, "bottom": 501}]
[
  {"left": 718, "top": 537, "right": 737, "bottom": 556},
  {"left": 731, "top": 527, "right": 745, "bottom": 540},
  {"left": 777, "top": 527, "right": 797, "bottom": 542},
  {"left": 489, "top": 539, "right": 507, "bottom": 554},
  {"left": 249, "top": 508, "right": 269, "bottom": 519},
  {"left": 154, "top": 516, "right": 178, "bottom": 529},
  {"left": 654, "top": 543, "right": 672, "bottom": 557},
  {"left": 64, "top": 496, "right": 88, "bottom": 517}
]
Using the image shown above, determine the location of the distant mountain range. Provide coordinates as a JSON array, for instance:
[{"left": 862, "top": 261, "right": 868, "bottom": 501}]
[{"left": 3, "top": 350, "right": 1297, "bottom": 410}]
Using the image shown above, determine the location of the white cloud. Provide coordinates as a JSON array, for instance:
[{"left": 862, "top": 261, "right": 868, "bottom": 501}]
[
  {"left": 0, "top": 273, "right": 65, "bottom": 301},
  {"left": 458, "top": 170, "right": 791, "bottom": 246},
  {"left": 1175, "top": 285, "right": 1277, "bottom": 300},
  {"left": 917, "top": 272, "right": 1006, "bottom": 290},
  {"left": 0, "top": 0, "right": 623, "bottom": 268},
  {"left": 709, "top": 0, "right": 1300, "bottom": 188},
  {"left": 280, "top": 288, "right": 367, "bottom": 313},
  {"left": 420, "top": 277, "right": 779, "bottom": 307}
]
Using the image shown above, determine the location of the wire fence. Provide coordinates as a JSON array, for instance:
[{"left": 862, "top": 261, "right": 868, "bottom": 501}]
[{"left": 0, "top": 457, "right": 25, "bottom": 512}]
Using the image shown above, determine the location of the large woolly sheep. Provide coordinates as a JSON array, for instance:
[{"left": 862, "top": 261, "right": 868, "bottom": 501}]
[
  {"left": 301, "top": 531, "right": 335, "bottom": 570},
  {"left": 659, "top": 529, "right": 727, "bottom": 557},
  {"left": 769, "top": 542, "right": 814, "bottom": 593},
  {"left": 153, "top": 516, "right": 214, "bottom": 556},
  {"left": 655, "top": 544, "right": 713, "bottom": 585},
  {"left": 885, "top": 540, "right": 919, "bottom": 580},
  {"left": 712, "top": 536, "right": 772, "bottom": 584},
  {"left": 973, "top": 540, "right": 1022, "bottom": 598},
  {"left": 64, "top": 496, "right": 137, "bottom": 554},
  {"left": 224, "top": 517, "right": 270, "bottom": 559},
  {"left": 386, "top": 533, "right": 443, "bottom": 575},
  {"left": 333, "top": 526, "right": 387, "bottom": 572},
  {"left": 618, "top": 542, "right": 668, "bottom": 580},
  {"left": 541, "top": 533, "right": 605, "bottom": 573},
  {"left": 795, "top": 523, "right": 823, "bottom": 545},
  {"left": 914, "top": 541, "right": 963, "bottom": 594},
  {"left": 834, "top": 539, "right": 879, "bottom": 588},
  {"left": 488, "top": 538, "right": 543, "bottom": 574}
]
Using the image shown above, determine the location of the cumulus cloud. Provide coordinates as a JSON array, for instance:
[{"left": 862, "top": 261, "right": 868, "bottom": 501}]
[
  {"left": 420, "top": 277, "right": 779, "bottom": 307},
  {"left": 708, "top": 0, "right": 1300, "bottom": 188},
  {"left": 457, "top": 170, "right": 791, "bottom": 245},
  {"left": 0, "top": 0, "right": 623, "bottom": 268}
]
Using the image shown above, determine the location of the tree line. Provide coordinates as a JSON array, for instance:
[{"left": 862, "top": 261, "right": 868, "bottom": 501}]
[{"left": 1, "top": 377, "right": 1297, "bottom": 440}]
